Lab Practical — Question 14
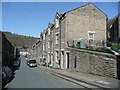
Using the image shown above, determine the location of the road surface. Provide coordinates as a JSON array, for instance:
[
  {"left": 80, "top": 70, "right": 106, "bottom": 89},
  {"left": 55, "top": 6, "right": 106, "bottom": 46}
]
[{"left": 5, "top": 56, "right": 84, "bottom": 88}]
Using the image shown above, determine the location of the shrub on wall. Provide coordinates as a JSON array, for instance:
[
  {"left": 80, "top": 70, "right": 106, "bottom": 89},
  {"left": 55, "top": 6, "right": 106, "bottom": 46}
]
[
  {"left": 95, "top": 48, "right": 114, "bottom": 54},
  {"left": 111, "top": 45, "right": 120, "bottom": 49}
]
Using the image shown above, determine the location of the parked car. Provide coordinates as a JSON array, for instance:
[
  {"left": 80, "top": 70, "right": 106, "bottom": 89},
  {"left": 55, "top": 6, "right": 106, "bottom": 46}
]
[
  {"left": 28, "top": 60, "right": 37, "bottom": 67},
  {"left": 26, "top": 60, "right": 30, "bottom": 66},
  {"left": 13, "top": 60, "right": 20, "bottom": 67},
  {"left": 2, "top": 66, "right": 13, "bottom": 83},
  {"left": 16, "top": 57, "right": 21, "bottom": 67},
  {"left": 0, "top": 68, "right": 2, "bottom": 89}
]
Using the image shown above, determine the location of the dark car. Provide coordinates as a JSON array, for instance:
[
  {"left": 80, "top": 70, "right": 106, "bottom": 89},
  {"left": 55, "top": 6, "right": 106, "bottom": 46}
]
[
  {"left": 28, "top": 60, "right": 37, "bottom": 67},
  {"left": 13, "top": 60, "right": 20, "bottom": 67},
  {"left": 26, "top": 60, "right": 30, "bottom": 66},
  {"left": 16, "top": 57, "right": 21, "bottom": 67},
  {"left": 2, "top": 66, "right": 13, "bottom": 83}
]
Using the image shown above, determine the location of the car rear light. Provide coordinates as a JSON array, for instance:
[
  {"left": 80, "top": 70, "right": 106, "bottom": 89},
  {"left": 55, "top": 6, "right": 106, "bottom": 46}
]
[{"left": 2, "top": 73, "right": 7, "bottom": 76}]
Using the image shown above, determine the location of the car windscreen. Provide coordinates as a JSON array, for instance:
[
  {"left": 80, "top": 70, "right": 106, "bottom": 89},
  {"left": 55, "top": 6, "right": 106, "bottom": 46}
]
[
  {"left": 14, "top": 61, "right": 19, "bottom": 63},
  {"left": 29, "top": 60, "right": 36, "bottom": 63}
]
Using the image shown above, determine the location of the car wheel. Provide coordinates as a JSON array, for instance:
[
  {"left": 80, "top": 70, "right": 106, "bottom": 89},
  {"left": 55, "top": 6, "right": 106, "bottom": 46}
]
[{"left": 6, "top": 77, "right": 9, "bottom": 83}]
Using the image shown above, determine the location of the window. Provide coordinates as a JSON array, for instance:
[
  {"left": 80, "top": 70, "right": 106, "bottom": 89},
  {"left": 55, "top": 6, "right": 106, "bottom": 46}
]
[
  {"left": 88, "top": 33, "right": 94, "bottom": 46},
  {"left": 55, "top": 19, "right": 59, "bottom": 28},
  {"left": 43, "top": 34, "right": 45, "bottom": 40},
  {"left": 74, "top": 56, "right": 77, "bottom": 68},
  {"left": 89, "top": 33, "right": 94, "bottom": 40},
  {"left": 56, "top": 33, "right": 59, "bottom": 44},
  {"left": 56, "top": 51, "right": 58, "bottom": 62},
  {"left": 48, "top": 28, "right": 50, "bottom": 35},
  {"left": 43, "top": 43, "right": 45, "bottom": 50},
  {"left": 48, "top": 40, "right": 50, "bottom": 48}
]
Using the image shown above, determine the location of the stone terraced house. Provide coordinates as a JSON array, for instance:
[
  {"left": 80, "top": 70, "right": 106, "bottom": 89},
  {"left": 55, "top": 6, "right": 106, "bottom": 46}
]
[
  {"left": 108, "top": 14, "right": 120, "bottom": 43},
  {"left": 30, "top": 3, "right": 107, "bottom": 69}
]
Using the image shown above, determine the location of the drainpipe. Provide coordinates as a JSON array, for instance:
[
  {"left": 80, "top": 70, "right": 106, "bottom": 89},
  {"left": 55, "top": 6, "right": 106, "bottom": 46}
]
[
  {"left": 59, "top": 16, "right": 61, "bottom": 69},
  {"left": 50, "top": 30, "right": 51, "bottom": 66},
  {"left": 106, "top": 16, "right": 108, "bottom": 47}
]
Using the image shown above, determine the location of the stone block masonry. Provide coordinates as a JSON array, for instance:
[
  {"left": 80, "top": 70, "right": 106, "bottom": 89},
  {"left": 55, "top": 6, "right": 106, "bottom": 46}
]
[
  {"left": 1, "top": 32, "right": 15, "bottom": 66},
  {"left": 67, "top": 47, "right": 120, "bottom": 79}
]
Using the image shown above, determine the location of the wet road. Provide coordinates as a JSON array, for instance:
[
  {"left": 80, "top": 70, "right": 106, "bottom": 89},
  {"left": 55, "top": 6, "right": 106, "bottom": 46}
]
[{"left": 5, "top": 56, "right": 84, "bottom": 88}]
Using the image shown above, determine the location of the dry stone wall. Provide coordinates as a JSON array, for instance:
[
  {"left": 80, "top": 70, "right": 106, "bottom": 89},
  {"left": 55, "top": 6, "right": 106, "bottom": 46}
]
[{"left": 67, "top": 47, "right": 119, "bottom": 79}]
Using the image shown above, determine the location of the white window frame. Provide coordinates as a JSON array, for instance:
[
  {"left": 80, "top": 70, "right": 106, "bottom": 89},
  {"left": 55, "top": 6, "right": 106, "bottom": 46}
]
[
  {"left": 43, "top": 44, "right": 45, "bottom": 51},
  {"left": 48, "top": 40, "right": 50, "bottom": 49},
  {"left": 43, "top": 34, "right": 45, "bottom": 40},
  {"left": 48, "top": 28, "right": 50, "bottom": 35},
  {"left": 56, "top": 51, "right": 58, "bottom": 62},
  {"left": 55, "top": 18, "right": 59, "bottom": 28},
  {"left": 55, "top": 33, "right": 59, "bottom": 44},
  {"left": 89, "top": 33, "right": 94, "bottom": 40},
  {"left": 65, "top": 51, "right": 70, "bottom": 69},
  {"left": 88, "top": 32, "right": 95, "bottom": 46}
]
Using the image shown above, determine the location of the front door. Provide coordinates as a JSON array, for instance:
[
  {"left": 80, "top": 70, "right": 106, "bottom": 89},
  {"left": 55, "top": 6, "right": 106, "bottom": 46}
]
[
  {"left": 66, "top": 52, "right": 69, "bottom": 69},
  {"left": 61, "top": 51, "right": 64, "bottom": 69}
]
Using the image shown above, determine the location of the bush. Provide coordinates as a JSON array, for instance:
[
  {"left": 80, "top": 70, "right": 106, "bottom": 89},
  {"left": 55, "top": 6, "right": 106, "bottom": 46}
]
[
  {"left": 111, "top": 45, "right": 120, "bottom": 49},
  {"left": 95, "top": 48, "right": 113, "bottom": 53}
]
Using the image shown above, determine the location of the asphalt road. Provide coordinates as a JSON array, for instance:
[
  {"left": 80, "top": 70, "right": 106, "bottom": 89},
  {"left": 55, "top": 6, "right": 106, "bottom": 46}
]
[{"left": 5, "top": 56, "right": 84, "bottom": 88}]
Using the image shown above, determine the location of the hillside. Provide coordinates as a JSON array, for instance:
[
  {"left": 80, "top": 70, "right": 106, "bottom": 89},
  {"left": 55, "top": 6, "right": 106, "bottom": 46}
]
[{"left": 3, "top": 32, "right": 39, "bottom": 48}]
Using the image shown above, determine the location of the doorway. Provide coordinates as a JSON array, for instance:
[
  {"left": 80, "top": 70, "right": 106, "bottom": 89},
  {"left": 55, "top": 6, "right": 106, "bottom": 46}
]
[
  {"left": 66, "top": 52, "right": 69, "bottom": 69},
  {"left": 61, "top": 51, "right": 64, "bottom": 69}
]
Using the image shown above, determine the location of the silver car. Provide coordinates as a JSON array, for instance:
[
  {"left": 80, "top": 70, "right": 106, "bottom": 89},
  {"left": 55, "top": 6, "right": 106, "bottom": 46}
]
[{"left": 28, "top": 60, "right": 37, "bottom": 67}]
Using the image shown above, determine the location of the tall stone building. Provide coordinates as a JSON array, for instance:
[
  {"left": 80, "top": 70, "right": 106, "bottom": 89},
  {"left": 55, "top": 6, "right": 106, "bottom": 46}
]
[
  {"left": 1, "top": 32, "right": 15, "bottom": 66},
  {"left": 39, "top": 33, "right": 43, "bottom": 63},
  {"left": 52, "top": 3, "right": 107, "bottom": 69},
  {"left": 0, "top": 32, "right": 2, "bottom": 67},
  {"left": 31, "top": 3, "right": 107, "bottom": 69},
  {"left": 108, "top": 14, "right": 120, "bottom": 43}
]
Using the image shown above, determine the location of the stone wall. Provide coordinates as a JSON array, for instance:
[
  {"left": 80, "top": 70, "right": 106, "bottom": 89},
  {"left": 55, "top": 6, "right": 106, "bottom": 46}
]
[
  {"left": 118, "top": 14, "right": 120, "bottom": 42},
  {"left": 109, "top": 15, "right": 120, "bottom": 43},
  {"left": 67, "top": 47, "right": 119, "bottom": 79},
  {"left": 2, "top": 32, "right": 15, "bottom": 66},
  {"left": 66, "top": 4, "right": 107, "bottom": 43},
  {"left": 60, "top": 16, "right": 66, "bottom": 49},
  {"left": 0, "top": 32, "right": 2, "bottom": 67}
]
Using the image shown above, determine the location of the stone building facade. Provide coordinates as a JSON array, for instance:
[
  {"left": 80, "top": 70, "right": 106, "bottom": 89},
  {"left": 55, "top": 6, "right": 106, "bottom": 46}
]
[
  {"left": 54, "top": 3, "right": 107, "bottom": 69},
  {"left": 1, "top": 32, "right": 16, "bottom": 66},
  {"left": 108, "top": 14, "right": 120, "bottom": 43},
  {"left": 0, "top": 32, "right": 1, "bottom": 89},
  {"left": 30, "top": 3, "right": 107, "bottom": 70}
]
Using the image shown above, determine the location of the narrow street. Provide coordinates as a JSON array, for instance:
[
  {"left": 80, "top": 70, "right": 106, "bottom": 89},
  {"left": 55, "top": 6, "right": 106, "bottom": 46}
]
[
  {"left": 5, "top": 56, "right": 84, "bottom": 88},
  {"left": 1, "top": 2, "right": 119, "bottom": 90}
]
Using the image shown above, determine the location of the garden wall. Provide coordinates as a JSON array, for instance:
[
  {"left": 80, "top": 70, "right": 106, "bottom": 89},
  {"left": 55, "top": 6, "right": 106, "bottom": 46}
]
[{"left": 67, "top": 47, "right": 120, "bottom": 79}]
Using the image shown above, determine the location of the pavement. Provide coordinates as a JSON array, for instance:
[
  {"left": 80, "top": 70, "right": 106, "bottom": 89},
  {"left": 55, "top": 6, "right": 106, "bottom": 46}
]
[{"left": 38, "top": 65, "right": 120, "bottom": 89}]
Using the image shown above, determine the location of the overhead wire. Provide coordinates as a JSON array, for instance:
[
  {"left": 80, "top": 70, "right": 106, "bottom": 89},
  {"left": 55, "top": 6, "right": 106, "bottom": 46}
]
[
  {"left": 2, "top": 2, "right": 10, "bottom": 31},
  {"left": 21, "top": 2, "right": 36, "bottom": 31}
]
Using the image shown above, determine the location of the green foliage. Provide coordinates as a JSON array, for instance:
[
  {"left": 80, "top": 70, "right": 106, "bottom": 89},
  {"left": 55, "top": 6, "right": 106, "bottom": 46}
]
[
  {"left": 111, "top": 45, "right": 120, "bottom": 49},
  {"left": 95, "top": 48, "right": 113, "bottom": 54},
  {"left": 3, "top": 32, "right": 39, "bottom": 48}
]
